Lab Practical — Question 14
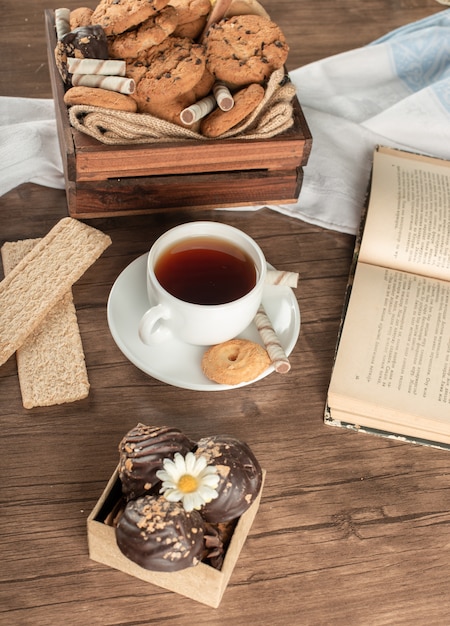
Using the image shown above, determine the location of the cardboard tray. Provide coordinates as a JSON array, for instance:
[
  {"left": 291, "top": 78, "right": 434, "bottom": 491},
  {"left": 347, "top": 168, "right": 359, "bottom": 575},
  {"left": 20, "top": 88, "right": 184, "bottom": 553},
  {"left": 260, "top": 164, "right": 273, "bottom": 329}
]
[
  {"left": 45, "top": 9, "right": 312, "bottom": 218},
  {"left": 87, "top": 467, "right": 265, "bottom": 608}
]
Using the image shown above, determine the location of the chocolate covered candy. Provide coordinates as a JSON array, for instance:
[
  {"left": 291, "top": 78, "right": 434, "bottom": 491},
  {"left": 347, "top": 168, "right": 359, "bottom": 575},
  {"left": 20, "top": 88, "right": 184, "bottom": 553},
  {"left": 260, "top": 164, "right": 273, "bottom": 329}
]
[
  {"left": 194, "top": 434, "right": 262, "bottom": 523},
  {"left": 118, "top": 424, "right": 194, "bottom": 500},
  {"left": 61, "top": 25, "right": 109, "bottom": 59},
  {"left": 116, "top": 495, "right": 206, "bottom": 572}
]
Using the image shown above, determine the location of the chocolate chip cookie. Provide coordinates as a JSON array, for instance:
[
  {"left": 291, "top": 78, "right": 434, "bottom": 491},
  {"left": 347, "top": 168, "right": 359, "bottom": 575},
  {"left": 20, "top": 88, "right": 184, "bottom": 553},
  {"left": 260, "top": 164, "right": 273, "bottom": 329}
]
[
  {"left": 108, "top": 6, "right": 178, "bottom": 58},
  {"left": 169, "top": 0, "right": 210, "bottom": 38},
  {"left": 91, "top": 0, "right": 171, "bottom": 36},
  {"left": 200, "top": 82, "right": 264, "bottom": 137},
  {"left": 204, "top": 14, "right": 289, "bottom": 87},
  {"left": 69, "top": 7, "right": 94, "bottom": 30},
  {"left": 127, "top": 36, "right": 207, "bottom": 111}
]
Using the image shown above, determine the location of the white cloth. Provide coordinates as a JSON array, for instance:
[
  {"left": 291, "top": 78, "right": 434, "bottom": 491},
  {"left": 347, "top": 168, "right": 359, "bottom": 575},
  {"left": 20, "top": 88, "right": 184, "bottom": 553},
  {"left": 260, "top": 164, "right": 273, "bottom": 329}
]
[
  {"left": 267, "top": 9, "right": 450, "bottom": 233},
  {"left": 1, "top": 9, "right": 449, "bottom": 234},
  {"left": 0, "top": 97, "right": 64, "bottom": 195}
]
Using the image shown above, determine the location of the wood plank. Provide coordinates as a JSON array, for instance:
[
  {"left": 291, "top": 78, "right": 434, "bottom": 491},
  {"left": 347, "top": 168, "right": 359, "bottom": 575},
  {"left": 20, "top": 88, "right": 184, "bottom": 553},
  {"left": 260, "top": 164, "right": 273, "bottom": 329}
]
[
  {"left": 66, "top": 168, "right": 302, "bottom": 217},
  {"left": 2, "top": 1, "right": 450, "bottom": 625}
]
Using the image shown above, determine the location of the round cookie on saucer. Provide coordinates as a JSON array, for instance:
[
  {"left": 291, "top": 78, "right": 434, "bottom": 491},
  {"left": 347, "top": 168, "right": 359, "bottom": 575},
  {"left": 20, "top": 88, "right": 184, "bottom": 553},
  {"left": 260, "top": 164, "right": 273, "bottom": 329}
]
[{"left": 201, "top": 338, "right": 270, "bottom": 384}]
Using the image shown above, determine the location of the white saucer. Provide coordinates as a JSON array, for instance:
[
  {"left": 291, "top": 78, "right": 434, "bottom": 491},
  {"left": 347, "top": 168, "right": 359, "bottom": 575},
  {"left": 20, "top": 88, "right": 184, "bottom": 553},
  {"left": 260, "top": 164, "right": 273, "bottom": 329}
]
[{"left": 107, "top": 254, "right": 300, "bottom": 391}]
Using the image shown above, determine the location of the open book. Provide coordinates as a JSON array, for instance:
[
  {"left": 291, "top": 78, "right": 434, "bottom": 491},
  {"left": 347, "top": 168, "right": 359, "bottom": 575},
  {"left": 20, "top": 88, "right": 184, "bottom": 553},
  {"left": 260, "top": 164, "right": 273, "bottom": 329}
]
[{"left": 325, "top": 146, "right": 450, "bottom": 449}]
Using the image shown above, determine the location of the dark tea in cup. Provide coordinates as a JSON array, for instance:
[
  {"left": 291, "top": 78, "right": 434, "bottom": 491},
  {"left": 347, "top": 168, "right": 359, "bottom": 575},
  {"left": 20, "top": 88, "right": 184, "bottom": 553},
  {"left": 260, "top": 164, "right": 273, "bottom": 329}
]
[
  {"left": 154, "top": 236, "right": 257, "bottom": 305},
  {"left": 139, "top": 222, "right": 266, "bottom": 346}
]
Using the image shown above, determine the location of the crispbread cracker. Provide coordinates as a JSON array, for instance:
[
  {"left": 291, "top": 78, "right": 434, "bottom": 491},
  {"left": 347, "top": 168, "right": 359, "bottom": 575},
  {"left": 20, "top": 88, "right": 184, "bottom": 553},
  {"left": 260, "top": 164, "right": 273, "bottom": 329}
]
[
  {"left": 1, "top": 239, "right": 90, "bottom": 408},
  {"left": 0, "top": 217, "right": 111, "bottom": 367}
]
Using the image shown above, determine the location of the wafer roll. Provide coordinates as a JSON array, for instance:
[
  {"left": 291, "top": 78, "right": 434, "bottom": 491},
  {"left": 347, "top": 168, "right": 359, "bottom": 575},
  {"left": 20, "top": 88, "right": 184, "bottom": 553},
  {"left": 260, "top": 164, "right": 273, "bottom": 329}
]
[
  {"left": 180, "top": 95, "right": 216, "bottom": 125},
  {"left": 67, "top": 57, "right": 126, "bottom": 76},
  {"left": 265, "top": 269, "right": 299, "bottom": 288},
  {"left": 1, "top": 239, "right": 90, "bottom": 409},
  {"left": 0, "top": 217, "right": 111, "bottom": 367},
  {"left": 213, "top": 82, "right": 234, "bottom": 111},
  {"left": 254, "top": 304, "right": 291, "bottom": 373},
  {"left": 55, "top": 8, "right": 71, "bottom": 40},
  {"left": 71, "top": 73, "right": 135, "bottom": 94}
]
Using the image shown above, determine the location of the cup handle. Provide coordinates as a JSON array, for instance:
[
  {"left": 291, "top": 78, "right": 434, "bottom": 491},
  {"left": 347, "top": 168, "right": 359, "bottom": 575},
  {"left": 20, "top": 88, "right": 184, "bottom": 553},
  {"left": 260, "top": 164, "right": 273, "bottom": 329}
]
[{"left": 138, "top": 304, "right": 172, "bottom": 345}]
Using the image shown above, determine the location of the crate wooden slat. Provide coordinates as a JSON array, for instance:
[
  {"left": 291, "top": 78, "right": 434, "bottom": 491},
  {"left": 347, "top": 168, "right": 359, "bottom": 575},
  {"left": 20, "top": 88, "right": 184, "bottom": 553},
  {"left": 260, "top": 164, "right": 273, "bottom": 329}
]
[{"left": 45, "top": 9, "right": 312, "bottom": 218}]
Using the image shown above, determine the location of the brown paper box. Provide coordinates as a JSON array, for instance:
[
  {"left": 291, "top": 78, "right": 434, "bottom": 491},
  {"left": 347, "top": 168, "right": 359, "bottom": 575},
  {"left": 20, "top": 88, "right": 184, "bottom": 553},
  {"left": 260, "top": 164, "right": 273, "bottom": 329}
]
[{"left": 87, "top": 466, "right": 265, "bottom": 608}]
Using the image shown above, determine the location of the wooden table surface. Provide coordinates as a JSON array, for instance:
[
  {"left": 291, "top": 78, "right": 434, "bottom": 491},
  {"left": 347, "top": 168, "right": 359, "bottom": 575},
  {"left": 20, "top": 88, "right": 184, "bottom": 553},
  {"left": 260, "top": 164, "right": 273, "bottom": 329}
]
[{"left": 1, "top": 1, "right": 449, "bottom": 625}]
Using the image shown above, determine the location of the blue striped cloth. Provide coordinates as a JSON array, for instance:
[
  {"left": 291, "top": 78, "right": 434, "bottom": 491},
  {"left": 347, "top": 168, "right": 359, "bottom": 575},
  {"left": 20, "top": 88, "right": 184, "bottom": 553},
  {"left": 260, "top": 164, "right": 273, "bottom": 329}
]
[{"left": 267, "top": 9, "right": 450, "bottom": 233}]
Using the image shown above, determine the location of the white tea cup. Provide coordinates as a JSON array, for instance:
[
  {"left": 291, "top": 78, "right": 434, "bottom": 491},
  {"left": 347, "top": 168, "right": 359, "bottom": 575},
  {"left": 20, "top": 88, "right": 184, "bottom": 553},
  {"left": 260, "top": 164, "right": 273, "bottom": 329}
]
[{"left": 138, "top": 222, "right": 267, "bottom": 346}]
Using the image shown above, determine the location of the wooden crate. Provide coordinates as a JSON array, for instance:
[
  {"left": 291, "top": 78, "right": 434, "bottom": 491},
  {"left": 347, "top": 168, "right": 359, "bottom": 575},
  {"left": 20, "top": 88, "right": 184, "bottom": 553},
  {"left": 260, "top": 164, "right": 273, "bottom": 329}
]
[{"left": 45, "top": 9, "right": 312, "bottom": 218}]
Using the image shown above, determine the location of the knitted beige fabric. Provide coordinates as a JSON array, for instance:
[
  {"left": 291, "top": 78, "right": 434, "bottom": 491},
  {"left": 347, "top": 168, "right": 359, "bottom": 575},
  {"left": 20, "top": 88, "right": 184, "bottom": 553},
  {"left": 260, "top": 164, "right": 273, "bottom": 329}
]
[{"left": 68, "top": 69, "right": 297, "bottom": 145}]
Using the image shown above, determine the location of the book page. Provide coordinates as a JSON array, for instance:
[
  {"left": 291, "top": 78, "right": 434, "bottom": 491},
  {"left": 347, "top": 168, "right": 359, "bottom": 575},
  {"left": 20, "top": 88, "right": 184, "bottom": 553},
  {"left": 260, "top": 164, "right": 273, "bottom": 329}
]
[
  {"left": 328, "top": 263, "right": 450, "bottom": 425},
  {"left": 359, "top": 147, "right": 450, "bottom": 282}
]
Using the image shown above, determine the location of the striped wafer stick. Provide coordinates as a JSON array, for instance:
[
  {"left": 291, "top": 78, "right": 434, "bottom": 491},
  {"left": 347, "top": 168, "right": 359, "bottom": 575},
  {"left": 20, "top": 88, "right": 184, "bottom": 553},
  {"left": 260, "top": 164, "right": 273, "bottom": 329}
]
[
  {"left": 180, "top": 95, "right": 216, "bottom": 125},
  {"left": 265, "top": 269, "right": 299, "bottom": 288},
  {"left": 254, "top": 304, "right": 291, "bottom": 373},
  {"left": 71, "top": 74, "right": 135, "bottom": 94},
  {"left": 55, "top": 8, "right": 70, "bottom": 40},
  {"left": 213, "top": 83, "right": 234, "bottom": 111},
  {"left": 67, "top": 57, "right": 126, "bottom": 76}
]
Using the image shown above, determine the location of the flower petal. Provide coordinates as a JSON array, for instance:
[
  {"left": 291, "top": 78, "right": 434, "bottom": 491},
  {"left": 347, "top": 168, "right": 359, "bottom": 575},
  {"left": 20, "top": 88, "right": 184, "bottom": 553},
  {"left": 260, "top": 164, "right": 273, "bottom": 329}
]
[
  {"left": 200, "top": 465, "right": 218, "bottom": 476},
  {"left": 173, "top": 452, "right": 187, "bottom": 474},
  {"left": 164, "top": 488, "right": 183, "bottom": 502},
  {"left": 193, "top": 454, "right": 207, "bottom": 473},
  {"left": 182, "top": 493, "right": 196, "bottom": 511},
  {"left": 160, "top": 479, "right": 177, "bottom": 490},
  {"left": 189, "top": 491, "right": 206, "bottom": 510},
  {"left": 184, "top": 452, "right": 197, "bottom": 474},
  {"left": 155, "top": 469, "right": 170, "bottom": 482},
  {"left": 198, "top": 485, "right": 219, "bottom": 502},
  {"left": 200, "top": 473, "right": 220, "bottom": 488}
]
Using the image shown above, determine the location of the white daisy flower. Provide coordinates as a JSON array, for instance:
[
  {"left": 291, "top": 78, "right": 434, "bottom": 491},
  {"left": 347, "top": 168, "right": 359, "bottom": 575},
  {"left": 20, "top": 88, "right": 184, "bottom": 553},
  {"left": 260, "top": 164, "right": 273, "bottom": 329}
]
[{"left": 156, "top": 452, "right": 220, "bottom": 512}]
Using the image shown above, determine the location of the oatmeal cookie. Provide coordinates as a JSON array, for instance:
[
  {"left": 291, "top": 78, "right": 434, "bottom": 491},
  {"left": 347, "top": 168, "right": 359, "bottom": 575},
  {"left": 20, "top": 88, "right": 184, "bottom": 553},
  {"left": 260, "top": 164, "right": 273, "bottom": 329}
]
[
  {"left": 108, "top": 6, "right": 178, "bottom": 58},
  {"left": 204, "top": 14, "right": 289, "bottom": 87},
  {"left": 91, "top": 0, "right": 171, "bottom": 36},
  {"left": 202, "top": 338, "right": 271, "bottom": 385},
  {"left": 200, "top": 82, "right": 264, "bottom": 137}
]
